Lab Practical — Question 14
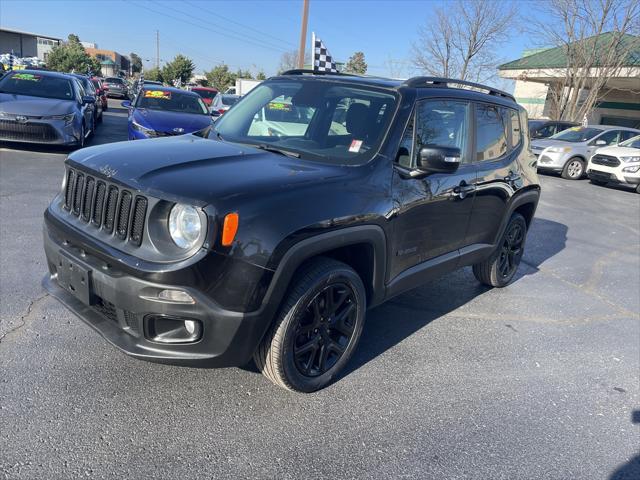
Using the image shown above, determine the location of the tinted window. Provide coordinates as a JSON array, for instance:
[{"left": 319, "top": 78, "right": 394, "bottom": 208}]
[
  {"left": 105, "top": 77, "right": 124, "bottom": 84},
  {"left": 475, "top": 104, "right": 508, "bottom": 161},
  {"left": 595, "top": 130, "right": 621, "bottom": 146},
  {"left": 221, "top": 95, "right": 239, "bottom": 106},
  {"left": 619, "top": 131, "right": 637, "bottom": 143},
  {"left": 0, "top": 72, "right": 74, "bottom": 100},
  {"left": 510, "top": 109, "right": 521, "bottom": 147},
  {"left": 532, "top": 124, "right": 555, "bottom": 138},
  {"left": 396, "top": 116, "right": 414, "bottom": 169},
  {"left": 415, "top": 99, "right": 470, "bottom": 161},
  {"left": 620, "top": 135, "right": 640, "bottom": 148}
]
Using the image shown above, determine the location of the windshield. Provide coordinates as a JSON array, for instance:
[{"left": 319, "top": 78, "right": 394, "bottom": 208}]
[
  {"left": 550, "top": 126, "right": 603, "bottom": 142},
  {"left": 194, "top": 89, "right": 217, "bottom": 99},
  {"left": 619, "top": 135, "right": 640, "bottom": 149},
  {"left": 135, "top": 89, "right": 209, "bottom": 115},
  {"left": 0, "top": 72, "right": 74, "bottom": 101},
  {"left": 212, "top": 80, "right": 398, "bottom": 165}
]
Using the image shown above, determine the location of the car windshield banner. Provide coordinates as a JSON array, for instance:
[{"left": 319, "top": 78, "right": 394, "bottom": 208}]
[
  {"left": 12, "top": 73, "right": 42, "bottom": 82},
  {"left": 144, "top": 90, "right": 171, "bottom": 99}
]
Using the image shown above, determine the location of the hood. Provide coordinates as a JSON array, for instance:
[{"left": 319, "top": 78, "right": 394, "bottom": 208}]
[
  {"left": 594, "top": 145, "right": 640, "bottom": 157},
  {"left": 0, "top": 93, "right": 75, "bottom": 116},
  {"left": 531, "top": 137, "right": 584, "bottom": 150},
  {"left": 133, "top": 108, "right": 211, "bottom": 134},
  {"left": 67, "top": 135, "right": 346, "bottom": 206}
]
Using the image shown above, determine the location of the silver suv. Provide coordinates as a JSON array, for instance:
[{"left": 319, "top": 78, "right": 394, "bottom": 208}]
[{"left": 532, "top": 125, "right": 640, "bottom": 179}]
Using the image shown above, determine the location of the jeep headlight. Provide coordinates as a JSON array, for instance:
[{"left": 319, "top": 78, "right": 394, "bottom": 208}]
[
  {"left": 547, "top": 146, "right": 572, "bottom": 153},
  {"left": 168, "top": 204, "right": 202, "bottom": 249},
  {"left": 619, "top": 156, "right": 640, "bottom": 163}
]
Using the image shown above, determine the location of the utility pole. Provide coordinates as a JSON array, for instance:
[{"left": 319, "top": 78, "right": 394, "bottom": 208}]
[
  {"left": 297, "top": 0, "right": 309, "bottom": 69},
  {"left": 156, "top": 30, "right": 160, "bottom": 70}
]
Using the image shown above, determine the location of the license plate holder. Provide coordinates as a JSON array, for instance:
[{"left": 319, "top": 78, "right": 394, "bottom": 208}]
[{"left": 56, "top": 252, "right": 95, "bottom": 306}]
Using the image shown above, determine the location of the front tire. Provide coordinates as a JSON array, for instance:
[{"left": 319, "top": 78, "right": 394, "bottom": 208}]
[
  {"left": 473, "top": 213, "right": 527, "bottom": 287},
  {"left": 254, "top": 257, "right": 366, "bottom": 393},
  {"left": 561, "top": 157, "right": 585, "bottom": 180}
]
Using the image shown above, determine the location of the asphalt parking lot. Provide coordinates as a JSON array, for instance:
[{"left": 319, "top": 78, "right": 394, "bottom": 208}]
[{"left": 1, "top": 100, "right": 639, "bottom": 479}]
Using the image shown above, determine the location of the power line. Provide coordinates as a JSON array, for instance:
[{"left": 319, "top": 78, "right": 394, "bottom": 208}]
[
  {"left": 126, "top": 0, "right": 291, "bottom": 54},
  {"left": 182, "top": 0, "right": 296, "bottom": 49}
]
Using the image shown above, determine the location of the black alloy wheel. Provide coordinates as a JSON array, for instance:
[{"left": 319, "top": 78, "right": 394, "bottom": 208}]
[
  {"left": 497, "top": 220, "right": 525, "bottom": 280},
  {"left": 292, "top": 283, "right": 357, "bottom": 377},
  {"left": 254, "top": 257, "right": 366, "bottom": 392},
  {"left": 473, "top": 212, "right": 528, "bottom": 287}
]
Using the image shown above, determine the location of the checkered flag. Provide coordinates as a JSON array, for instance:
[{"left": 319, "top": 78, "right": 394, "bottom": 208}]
[
  {"left": 8, "top": 49, "right": 15, "bottom": 71},
  {"left": 312, "top": 33, "right": 338, "bottom": 73},
  {"left": 138, "top": 69, "right": 144, "bottom": 91}
]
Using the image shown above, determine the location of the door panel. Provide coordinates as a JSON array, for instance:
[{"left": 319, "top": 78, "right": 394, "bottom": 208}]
[
  {"left": 389, "top": 98, "right": 476, "bottom": 280},
  {"left": 465, "top": 105, "right": 521, "bottom": 247}
]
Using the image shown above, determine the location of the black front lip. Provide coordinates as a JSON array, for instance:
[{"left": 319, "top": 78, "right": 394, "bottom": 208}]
[{"left": 42, "top": 218, "right": 274, "bottom": 367}]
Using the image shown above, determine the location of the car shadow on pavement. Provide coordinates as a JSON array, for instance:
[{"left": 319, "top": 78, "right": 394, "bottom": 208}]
[
  {"left": 339, "top": 217, "right": 568, "bottom": 379},
  {"left": 609, "top": 410, "right": 640, "bottom": 479}
]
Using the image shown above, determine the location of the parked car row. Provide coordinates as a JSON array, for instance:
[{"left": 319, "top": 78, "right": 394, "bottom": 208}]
[
  {"left": 0, "top": 69, "right": 103, "bottom": 148},
  {"left": 529, "top": 121, "right": 640, "bottom": 193}
]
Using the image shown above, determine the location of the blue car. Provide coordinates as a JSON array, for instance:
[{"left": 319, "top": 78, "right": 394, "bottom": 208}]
[
  {"left": 122, "top": 86, "right": 212, "bottom": 140},
  {"left": 0, "top": 69, "right": 96, "bottom": 148}
]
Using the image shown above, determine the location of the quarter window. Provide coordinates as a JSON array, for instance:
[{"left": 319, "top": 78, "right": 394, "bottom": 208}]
[
  {"left": 510, "top": 109, "right": 521, "bottom": 148},
  {"left": 475, "top": 104, "right": 508, "bottom": 161},
  {"left": 415, "top": 99, "right": 470, "bottom": 162}
]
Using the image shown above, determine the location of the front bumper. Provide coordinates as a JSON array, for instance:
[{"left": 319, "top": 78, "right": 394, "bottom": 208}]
[
  {"left": 587, "top": 163, "right": 640, "bottom": 185},
  {"left": 0, "top": 117, "right": 80, "bottom": 145},
  {"left": 42, "top": 212, "right": 275, "bottom": 367},
  {"left": 536, "top": 150, "right": 572, "bottom": 172}
]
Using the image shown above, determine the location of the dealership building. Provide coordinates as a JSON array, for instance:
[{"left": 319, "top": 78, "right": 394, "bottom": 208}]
[
  {"left": 499, "top": 33, "right": 640, "bottom": 128},
  {"left": 0, "top": 27, "right": 62, "bottom": 62}
]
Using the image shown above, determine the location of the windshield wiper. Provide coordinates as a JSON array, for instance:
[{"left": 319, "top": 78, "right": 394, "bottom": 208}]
[{"left": 253, "top": 144, "right": 301, "bottom": 158}]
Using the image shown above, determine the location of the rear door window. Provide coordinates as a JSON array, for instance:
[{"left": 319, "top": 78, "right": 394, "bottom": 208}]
[{"left": 475, "top": 104, "right": 508, "bottom": 161}]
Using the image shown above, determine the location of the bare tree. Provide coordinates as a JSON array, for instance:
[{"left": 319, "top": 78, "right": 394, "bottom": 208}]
[
  {"left": 278, "top": 49, "right": 311, "bottom": 73},
  {"left": 531, "top": 0, "right": 640, "bottom": 121},
  {"left": 412, "top": 0, "right": 517, "bottom": 82}
]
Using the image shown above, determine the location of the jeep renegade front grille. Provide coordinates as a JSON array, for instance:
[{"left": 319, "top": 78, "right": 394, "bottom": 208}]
[{"left": 63, "top": 167, "right": 148, "bottom": 247}]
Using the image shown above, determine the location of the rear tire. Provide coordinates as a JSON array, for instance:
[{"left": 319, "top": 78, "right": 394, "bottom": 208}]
[
  {"left": 473, "top": 213, "right": 527, "bottom": 288},
  {"left": 561, "top": 157, "right": 585, "bottom": 180},
  {"left": 636, "top": 184, "right": 640, "bottom": 194},
  {"left": 254, "top": 257, "right": 366, "bottom": 393}
]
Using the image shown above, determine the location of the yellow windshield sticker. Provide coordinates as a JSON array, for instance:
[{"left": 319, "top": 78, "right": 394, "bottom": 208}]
[
  {"left": 13, "top": 73, "right": 42, "bottom": 81},
  {"left": 144, "top": 90, "right": 171, "bottom": 99},
  {"left": 569, "top": 127, "right": 582, "bottom": 131},
  {"left": 267, "top": 102, "right": 292, "bottom": 111}
]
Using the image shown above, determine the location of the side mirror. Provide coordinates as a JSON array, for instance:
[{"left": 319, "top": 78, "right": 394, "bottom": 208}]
[
  {"left": 121, "top": 100, "right": 132, "bottom": 108},
  {"left": 82, "top": 95, "right": 96, "bottom": 104},
  {"left": 595, "top": 139, "right": 607, "bottom": 146},
  {"left": 418, "top": 146, "right": 461, "bottom": 173}
]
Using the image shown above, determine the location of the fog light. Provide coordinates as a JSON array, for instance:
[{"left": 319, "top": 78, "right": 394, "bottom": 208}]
[
  {"left": 184, "top": 320, "right": 196, "bottom": 334},
  {"left": 146, "top": 316, "right": 202, "bottom": 343},
  {"left": 157, "top": 289, "right": 195, "bottom": 303}
]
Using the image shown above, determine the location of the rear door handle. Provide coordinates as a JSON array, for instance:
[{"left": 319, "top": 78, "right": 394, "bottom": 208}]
[{"left": 504, "top": 172, "right": 522, "bottom": 183}]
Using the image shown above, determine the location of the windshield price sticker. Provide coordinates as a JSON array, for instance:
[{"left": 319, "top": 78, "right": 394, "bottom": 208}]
[
  {"left": 13, "top": 73, "right": 42, "bottom": 82},
  {"left": 267, "top": 102, "right": 292, "bottom": 112},
  {"left": 349, "top": 139, "right": 363, "bottom": 153},
  {"left": 144, "top": 90, "right": 171, "bottom": 99}
]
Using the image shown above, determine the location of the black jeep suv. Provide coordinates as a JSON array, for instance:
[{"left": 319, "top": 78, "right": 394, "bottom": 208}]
[{"left": 43, "top": 71, "right": 540, "bottom": 392}]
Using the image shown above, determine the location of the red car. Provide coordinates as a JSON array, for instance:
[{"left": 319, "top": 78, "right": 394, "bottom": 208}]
[
  {"left": 191, "top": 86, "right": 218, "bottom": 106},
  {"left": 91, "top": 77, "right": 108, "bottom": 111}
]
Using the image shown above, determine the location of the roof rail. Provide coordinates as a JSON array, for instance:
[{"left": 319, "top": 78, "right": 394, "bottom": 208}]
[
  {"left": 280, "top": 69, "right": 357, "bottom": 77},
  {"left": 403, "top": 76, "right": 515, "bottom": 101}
]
